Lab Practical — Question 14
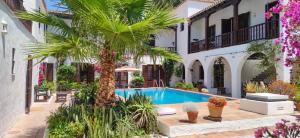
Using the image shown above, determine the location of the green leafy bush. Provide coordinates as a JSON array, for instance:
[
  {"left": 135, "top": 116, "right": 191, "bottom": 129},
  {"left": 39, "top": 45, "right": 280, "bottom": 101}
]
[
  {"left": 75, "top": 83, "right": 97, "bottom": 105},
  {"left": 57, "top": 65, "right": 76, "bottom": 82},
  {"left": 130, "top": 76, "right": 145, "bottom": 88},
  {"left": 47, "top": 105, "right": 85, "bottom": 138},
  {"left": 185, "top": 83, "right": 194, "bottom": 90},
  {"left": 175, "top": 82, "right": 185, "bottom": 88},
  {"left": 46, "top": 82, "right": 56, "bottom": 94},
  {"left": 133, "top": 71, "right": 141, "bottom": 77},
  {"left": 70, "top": 82, "right": 81, "bottom": 90},
  {"left": 125, "top": 93, "right": 157, "bottom": 133},
  {"left": 39, "top": 80, "right": 48, "bottom": 91},
  {"left": 57, "top": 81, "right": 72, "bottom": 91}
]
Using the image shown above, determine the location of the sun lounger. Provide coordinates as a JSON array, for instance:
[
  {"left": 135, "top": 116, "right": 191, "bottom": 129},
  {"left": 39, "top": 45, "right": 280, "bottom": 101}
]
[
  {"left": 156, "top": 107, "right": 176, "bottom": 116},
  {"left": 240, "top": 93, "right": 293, "bottom": 115}
]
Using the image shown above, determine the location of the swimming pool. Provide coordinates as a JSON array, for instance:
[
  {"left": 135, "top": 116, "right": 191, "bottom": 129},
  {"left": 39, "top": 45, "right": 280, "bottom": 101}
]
[{"left": 115, "top": 88, "right": 211, "bottom": 105}]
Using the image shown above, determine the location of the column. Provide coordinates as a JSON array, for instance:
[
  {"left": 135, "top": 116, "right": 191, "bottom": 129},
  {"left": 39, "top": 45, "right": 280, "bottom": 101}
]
[
  {"left": 188, "top": 23, "right": 191, "bottom": 54},
  {"left": 231, "top": 65, "right": 242, "bottom": 98},
  {"left": 232, "top": 0, "right": 241, "bottom": 45},
  {"left": 205, "top": 15, "right": 210, "bottom": 50}
]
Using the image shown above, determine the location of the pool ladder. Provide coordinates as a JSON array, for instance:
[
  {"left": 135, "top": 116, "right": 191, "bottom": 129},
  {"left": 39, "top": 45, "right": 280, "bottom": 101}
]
[{"left": 153, "top": 79, "right": 165, "bottom": 88}]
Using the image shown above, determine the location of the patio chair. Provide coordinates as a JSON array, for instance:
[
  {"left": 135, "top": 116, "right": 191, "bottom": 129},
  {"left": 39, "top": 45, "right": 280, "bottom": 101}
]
[{"left": 34, "top": 86, "right": 48, "bottom": 101}]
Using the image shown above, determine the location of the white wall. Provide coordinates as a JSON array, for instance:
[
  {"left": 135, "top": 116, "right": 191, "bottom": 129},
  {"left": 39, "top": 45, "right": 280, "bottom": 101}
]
[
  {"left": 241, "top": 60, "right": 265, "bottom": 82},
  {"left": 191, "top": 18, "right": 205, "bottom": 41},
  {"left": 187, "top": 1, "right": 212, "bottom": 17},
  {"left": 239, "top": 0, "right": 276, "bottom": 26},
  {"left": 155, "top": 30, "right": 175, "bottom": 48},
  {"left": 209, "top": 5, "right": 233, "bottom": 36},
  {"left": 0, "top": 2, "right": 36, "bottom": 136},
  {"left": 191, "top": 0, "right": 277, "bottom": 38}
]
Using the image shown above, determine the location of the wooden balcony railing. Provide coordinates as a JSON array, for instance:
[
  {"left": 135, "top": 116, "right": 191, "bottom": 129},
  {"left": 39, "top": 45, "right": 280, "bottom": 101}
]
[
  {"left": 189, "top": 20, "right": 279, "bottom": 54},
  {"left": 4, "top": 0, "right": 32, "bottom": 32},
  {"left": 164, "top": 47, "right": 176, "bottom": 52},
  {"left": 190, "top": 40, "right": 205, "bottom": 53}
]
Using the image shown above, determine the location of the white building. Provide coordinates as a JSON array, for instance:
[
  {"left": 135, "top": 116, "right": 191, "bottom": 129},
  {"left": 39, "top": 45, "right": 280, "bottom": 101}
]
[
  {"left": 0, "top": 0, "right": 46, "bottom": 136},
  {"left": 156, "top": 0, "right": 292, "bottom": 98}
]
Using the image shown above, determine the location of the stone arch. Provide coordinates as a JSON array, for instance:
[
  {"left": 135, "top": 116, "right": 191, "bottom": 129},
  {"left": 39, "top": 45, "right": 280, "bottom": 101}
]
[
  {"left": 240, "top": 52, "right": 276, "bottom": 96},
  {"left": 189, "top": 60, "right": 205, "bottom": 85},
  {"left": 207, "top": 56, "right": 232, "bottom": 95}
]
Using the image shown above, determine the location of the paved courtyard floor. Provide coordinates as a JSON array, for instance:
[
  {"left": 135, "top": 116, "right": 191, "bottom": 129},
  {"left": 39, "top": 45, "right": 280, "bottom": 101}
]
[
  {"left": 4, "top": 95, "right": 69, "bottom": 138},
  {"left": 158, "top": 100, "right": 300, "bottom": 137},
  {"left": 4, "top": 96, "right": 300, "bottom": 138}
]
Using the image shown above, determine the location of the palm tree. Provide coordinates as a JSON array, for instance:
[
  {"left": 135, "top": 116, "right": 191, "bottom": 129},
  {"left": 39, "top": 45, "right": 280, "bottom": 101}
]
[{"left": 18, "top": 0, "right": 182, "bottom": 106}]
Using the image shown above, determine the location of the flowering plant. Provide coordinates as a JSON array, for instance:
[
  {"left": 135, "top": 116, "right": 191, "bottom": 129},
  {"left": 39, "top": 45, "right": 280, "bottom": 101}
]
[
  {"left": 255, "top": 118, "right": 300, "bottom": 138},
  {"left": 266, "top": 0, "right": 300, "bottom": 66},
  {"left": 208, "top": 97, "right": 227, "bottom": 108}
]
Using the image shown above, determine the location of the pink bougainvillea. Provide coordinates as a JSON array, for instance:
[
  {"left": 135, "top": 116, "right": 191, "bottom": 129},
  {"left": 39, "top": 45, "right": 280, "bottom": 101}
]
[
  {"left": 267, "top": 0, "right": 300, "bottom": 66},
  {"left": 38, "top": 63, "right": 46, "bottom": 86}
]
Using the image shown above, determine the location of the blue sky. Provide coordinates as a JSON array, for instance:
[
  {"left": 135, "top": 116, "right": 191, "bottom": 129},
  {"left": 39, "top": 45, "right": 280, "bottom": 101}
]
[{"left": 45, "top": 0, "right": 59, "bottom": 10}]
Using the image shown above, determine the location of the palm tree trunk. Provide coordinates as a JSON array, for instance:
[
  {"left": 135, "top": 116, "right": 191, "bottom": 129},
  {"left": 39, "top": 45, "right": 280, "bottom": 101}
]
[{"left": 95, "top": 49, "right": 117, "bottom": 106}]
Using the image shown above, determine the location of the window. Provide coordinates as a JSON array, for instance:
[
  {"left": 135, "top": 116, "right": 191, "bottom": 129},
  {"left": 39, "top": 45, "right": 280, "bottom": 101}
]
[{"left": 180, "top": 23, "right": 184, "bottom": 31}]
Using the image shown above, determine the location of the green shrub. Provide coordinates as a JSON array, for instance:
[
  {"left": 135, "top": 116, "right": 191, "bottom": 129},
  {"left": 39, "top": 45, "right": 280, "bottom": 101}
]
[
  {"left": 46, "top": 82, "right": 56, "bottom": 94},
  {"left": 130, "top": 76, "right": 145, "bottom": 88},
  {"left": 57, "top": 65, "right": 76, "bottom": 82},
  {"left": 125, "top": 93, "right": 157, "bottom": 134},
  {"left": 75, "top": 83, "right": 97, "bottom": 105},
  {"left": 133, "top": 71, "right": 141, "bottom": 77},
  {"left": 175, "top": 82, "right": 185, "bottom": 88},
  {"left": 84, "top": 107, "right": 138, "bottom": 138},
  {"left": 39, "top": 80, "right": 48, "bottom": 91},
  {"left": 185, "top": 83, "right": 194, "bottom": 90},
  {"left": 57, "top": 81, "right": 72, "bottom": 91},
  {"left": 47, "top": 105, "right": 85, "bottom": 138},
  {"left": 70, "top": 82, "right": 81, "bottom": 90}
]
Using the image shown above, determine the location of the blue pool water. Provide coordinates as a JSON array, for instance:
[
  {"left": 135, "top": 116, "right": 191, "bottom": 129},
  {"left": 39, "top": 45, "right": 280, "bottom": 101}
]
[{"left": 115, "top": 88, "right": 210, "bottom": 105}]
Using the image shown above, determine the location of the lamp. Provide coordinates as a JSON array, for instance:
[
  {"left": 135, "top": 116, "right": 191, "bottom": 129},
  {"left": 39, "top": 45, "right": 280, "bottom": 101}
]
[{"left": 1, "top": 20, "right": 8, "bottom": 34}]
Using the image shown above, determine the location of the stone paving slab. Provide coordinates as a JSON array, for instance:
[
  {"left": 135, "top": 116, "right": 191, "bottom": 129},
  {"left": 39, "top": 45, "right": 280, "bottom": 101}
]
[{"left": 4, "top": 95, "right": 69, "bottom": 138}]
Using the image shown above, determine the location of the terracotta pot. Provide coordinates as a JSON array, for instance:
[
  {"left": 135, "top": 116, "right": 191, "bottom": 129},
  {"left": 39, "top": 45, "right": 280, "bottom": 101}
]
[
  {"left": 296, "top": 103, "right": 300, "bottom": 111},
  {"left": 208, "top": 105, "right": 224, "bottom": 118},
  {"left": 187, "top": 112, "right": 198, "bottom": 123}
]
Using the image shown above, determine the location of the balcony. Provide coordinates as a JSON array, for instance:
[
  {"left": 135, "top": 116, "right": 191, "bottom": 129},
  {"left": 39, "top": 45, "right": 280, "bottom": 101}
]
[
  {"left": 189, "top": 20, "right": 279, "bottom": 54},
  {"left": 164, "top": 47, "right": 176, "bottom": 53},
  {"left": 4, "top": 0, "right": 32, "bottom": 32}
]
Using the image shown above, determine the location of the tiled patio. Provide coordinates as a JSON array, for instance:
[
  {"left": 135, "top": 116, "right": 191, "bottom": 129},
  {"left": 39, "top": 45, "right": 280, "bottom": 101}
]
[
  {"left": 158, "top": 100, "right": 300, "bottom": 137},
  {"left": 4, "top": 95, "right": 70, "bottom": 138}
]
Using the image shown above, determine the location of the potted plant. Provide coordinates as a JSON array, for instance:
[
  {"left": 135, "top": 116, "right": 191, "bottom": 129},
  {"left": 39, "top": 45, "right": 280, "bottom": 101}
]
[
  {"left": 294, "top": 94, "right": 300, "bottom": 111},
  {"left": 183, "top": 102, "right": 199, "bottom": 123},
  {"left": 207, "top": 97, "right": 227, "bottom": 118}
]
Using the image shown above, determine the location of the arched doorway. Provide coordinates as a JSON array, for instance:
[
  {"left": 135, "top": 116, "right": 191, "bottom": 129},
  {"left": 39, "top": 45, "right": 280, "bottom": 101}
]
[
  {"left": 241, "top": 53, "right": 276, "bottom": 96},
  {"left": 191, "top": 60, "right": 204, "bottom": 85},
  {"left": 211, "top": 57, "right": 232, "bottom": 96}
]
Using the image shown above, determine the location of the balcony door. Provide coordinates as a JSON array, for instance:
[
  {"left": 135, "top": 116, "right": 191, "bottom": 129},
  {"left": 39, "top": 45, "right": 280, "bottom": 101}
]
[
  {"left": 221, "top": 18, "right": 233, "bottom": 47},
  {"left": 237, "top": 12, "right": 250, "bottom": 43},
  {"left": 208, "top": 25, "right": 216, "bottom": 49},
  {"left": 265, "top": 2, "right": 279, "bottom": 39}
]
